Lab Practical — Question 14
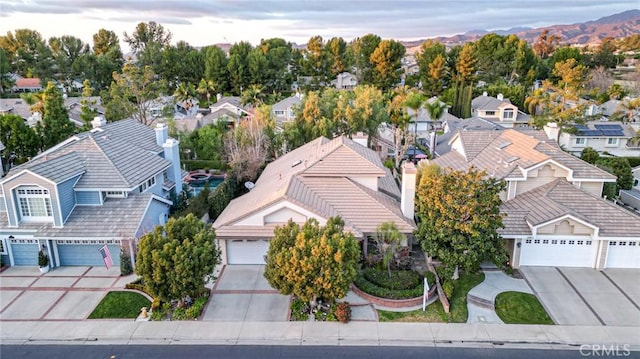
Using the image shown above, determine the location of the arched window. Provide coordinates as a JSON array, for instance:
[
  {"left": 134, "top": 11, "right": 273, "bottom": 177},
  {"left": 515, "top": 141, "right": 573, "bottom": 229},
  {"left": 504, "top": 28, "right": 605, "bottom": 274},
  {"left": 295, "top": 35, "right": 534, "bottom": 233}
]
[{"left": 16, "top": 186, "right": 53, "bottom": 222}]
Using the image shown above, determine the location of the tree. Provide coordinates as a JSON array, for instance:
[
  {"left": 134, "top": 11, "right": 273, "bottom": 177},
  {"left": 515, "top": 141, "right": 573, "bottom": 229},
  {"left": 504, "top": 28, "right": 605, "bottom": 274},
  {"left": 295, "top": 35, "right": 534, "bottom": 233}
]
[
  {"left": 105, "top": 63, "right": 163, "bottom": 124},
  {"left": 173, "top": 82, "right": 197, "bottom": 111},
  {"left": 135, "top": 214, "right": 221, "bottom": 302},
  {"left": 580, "top": 147, "right": 599, "bottom": 164},
  {"left": 0, "top": 114, "right": 39, "bottom": 166},
  {"left": 202, "top": 45, "right": 229, "bottom": 94},
  {"left": 190, "top": 121, "right": 228, "bottom": 161},
  {"left": 370, "top": 39, "right": 405, "bottom": 90},
  {"left": 0, "top": 29, "right": 53, "bottom": 79},
  {"left": 124, "top": 21, "right": 172, "bottom": 55},
  {"left": 375, "top": 222, "right": 405, "bottom": 278},
  {"left": 227, "top": 42, "right": 253, "bottom": 95},
  {"left": 451, "top": 43, "right": 475, "bottom": 118},
  {"left": 79, "top": 79, "right": 98, "bottom": 129},
  {"left": 36, "top": 81, "right": 75, "bottom": 150},
  {"left": 404, "top": 92, "right": 424, "bottom": 149},
  {"left": 241, "top": 84, "right": 266, "bottom": 108},
  {"left": 326, "top": 37, "right": 348, "bottom": 77},
  {"left": 223, "top": 104, "right": 273, "bottom": 182},
  {"left": 264, "top": 217, "right": 360, "bottom": 307},
  {"left": 597, "top": 157, "right": 633, "bottom": 199},
  {"left": 197, "top": 78, "right": 216, "bottom": 107},
  {"left": 303, "top": 35, "right": 329, "bottom": 88},
  {"left": 92, "top": 29, "right": 122, "bottom": 58},
  {"left": 49, "top": 35, "right": 89, "bottom": 92},
  {"left": 0, "top": 49, "right": 15, "bottom": 93},
  {"left": 533, "top": 30, "right": 560, "bottom": 59},
  {"left": 350, "top": 34, "right": 381, "bottom": 84},
  {"left": 387, "top": 86, "right": 413, "bottom": 168},
  {"left": 415, "top": 164, "right": 507, "bottom": 280}
]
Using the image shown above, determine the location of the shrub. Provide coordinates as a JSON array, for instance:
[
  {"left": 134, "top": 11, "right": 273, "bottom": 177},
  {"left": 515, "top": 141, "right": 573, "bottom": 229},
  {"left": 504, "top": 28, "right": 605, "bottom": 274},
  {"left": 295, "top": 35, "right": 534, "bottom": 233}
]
[
  {"left": 181, "top": 160, "right": 227, "bottom": 171},
  {"left": 442, "top": 281, "right": 455, "bottom": 299},
  {"left": 336, "top": 302, "right": 351, "bottom": 323},
  {"left": 38, "top": 250, "right": 49, "bottom": 267},
  {"left": 362, "top": 268, "right": 422, "bottom": 290},
  {"left": 125, "top": 278, "right": 146, "bottom": 293},
  {"left": 150, "top": 297, "right": 161, "bottom": 311},
  {"left": 120, "top": 250, "right": 133, "bottom": 276},
  {"left": 290, "top": 298, "right": 309, "bottom": 321},
  {"left": 354, "top": 274, "right": 424, "bottom": 299},
  {"left": 184, "top": 297, "right": 208, "bottom": 319},
  {"left": 208, "top": 173, "right": 240, "bottom": 221}
]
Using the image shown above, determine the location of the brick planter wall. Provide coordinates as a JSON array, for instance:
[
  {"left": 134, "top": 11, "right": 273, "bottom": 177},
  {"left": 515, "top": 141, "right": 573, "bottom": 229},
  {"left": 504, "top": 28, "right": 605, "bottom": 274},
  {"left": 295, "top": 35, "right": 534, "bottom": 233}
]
[{"left": 351, "top": 283, "right": 438, "bottom": 308}]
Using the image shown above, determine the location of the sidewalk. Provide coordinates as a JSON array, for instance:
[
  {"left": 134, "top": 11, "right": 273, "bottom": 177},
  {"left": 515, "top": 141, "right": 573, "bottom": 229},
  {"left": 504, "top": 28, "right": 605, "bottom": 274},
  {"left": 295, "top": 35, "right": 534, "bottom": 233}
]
[
  {"left": 466, "top": 270, "right": 533, "bottom": 324},
  {"left": 1, "top": 320, "right": 638, "bottom": 349}
]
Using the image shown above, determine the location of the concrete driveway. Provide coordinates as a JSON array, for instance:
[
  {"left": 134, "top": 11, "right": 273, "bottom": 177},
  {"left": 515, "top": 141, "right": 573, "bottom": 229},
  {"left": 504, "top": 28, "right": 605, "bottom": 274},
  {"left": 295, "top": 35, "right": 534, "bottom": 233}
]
[
  {"left": 0, "top": 266, "right": 131, "bottom": 321},
  {"left": 202, "top": 265, "right": 290, "bottom": 322},
  {"left": 521, "top": 267, "right": 640, "bottom": 327}
]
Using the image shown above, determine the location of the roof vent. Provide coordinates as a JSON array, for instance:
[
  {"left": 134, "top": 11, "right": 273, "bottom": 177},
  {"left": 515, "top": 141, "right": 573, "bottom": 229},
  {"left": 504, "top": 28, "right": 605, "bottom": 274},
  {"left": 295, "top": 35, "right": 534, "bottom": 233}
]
[
  {"left": 292, "top": 160, "right": 302, "bottom": 167},
  {"left": 496, "top": 141, "right": 511, "bottom": 150},
  {"left": 505, "top": 156, "right": 519, "bottom": 164},
  {"left": 244, "top": 181, "right": 255, "bottom": 190}
]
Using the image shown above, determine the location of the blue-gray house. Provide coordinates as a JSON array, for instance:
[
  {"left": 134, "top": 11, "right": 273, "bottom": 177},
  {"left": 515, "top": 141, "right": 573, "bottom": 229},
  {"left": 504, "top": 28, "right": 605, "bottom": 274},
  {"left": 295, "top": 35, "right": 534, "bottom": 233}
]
[{"left": 0, "top": 118, "right": 182, "bottom": 269}]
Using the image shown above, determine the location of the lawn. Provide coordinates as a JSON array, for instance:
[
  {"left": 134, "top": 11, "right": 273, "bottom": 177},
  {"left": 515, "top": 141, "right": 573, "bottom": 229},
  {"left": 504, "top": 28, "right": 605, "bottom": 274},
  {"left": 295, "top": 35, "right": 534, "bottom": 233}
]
[
  {"left": 88, "top": 291, "right": 151, "bottom": 319},
  {"left": 495, "top": 291, "right": 554, "bottom": 325},
  {"left": 378, "top": 271, "right": 485, "bottom": 323}
]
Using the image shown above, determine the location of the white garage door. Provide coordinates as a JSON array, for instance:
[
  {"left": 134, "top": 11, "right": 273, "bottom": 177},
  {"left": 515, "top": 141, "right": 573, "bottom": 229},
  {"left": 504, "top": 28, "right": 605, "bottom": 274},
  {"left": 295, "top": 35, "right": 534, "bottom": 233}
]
[
  {"left": 227, "top": 239, "right": 270, "bottom": 264},
  {"left": 519, "top": 238, "right": 595, "bottom": 267},
  {"left": 606, "top": 241, "right": 640, "bottom": 268}
]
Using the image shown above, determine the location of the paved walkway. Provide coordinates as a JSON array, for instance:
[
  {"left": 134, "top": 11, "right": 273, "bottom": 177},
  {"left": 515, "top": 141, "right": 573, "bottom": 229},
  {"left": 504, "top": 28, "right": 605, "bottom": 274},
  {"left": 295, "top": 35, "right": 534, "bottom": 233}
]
[{"left": 466, "top": 271, "right": 533, "bottom": 324}]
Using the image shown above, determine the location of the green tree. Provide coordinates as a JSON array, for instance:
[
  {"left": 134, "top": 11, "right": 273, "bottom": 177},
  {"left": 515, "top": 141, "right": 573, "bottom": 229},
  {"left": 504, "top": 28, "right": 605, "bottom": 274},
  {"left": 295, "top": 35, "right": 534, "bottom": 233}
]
[
  {"left": 49, "top": 35, "right": 89, "bottom": 92},
  {"left": 375, "top": 222, "right": 405, "bottom": 278},
  {"left": 92, "top": 29, "right": 122, "bottom": 59},
  {"left": 451, "top": 43, "right": 475, "bottom": 118},
  {"left": 404, "top": 92, "right": 424, "bottom": 148},
  {"left": 264, "top": 217, "right": 360, "bottom": 307},
  {"left": 350, "top": 34, "right": 381, "bottom": 84},
  {"left": 596, "top": 157, "right": 633, "bottom": 198},
  {"left": 387, "top": 86, "right": 413, "bottom": 168},
  {"left": 370, "top": 39, "right": 406, "bottom": 90},
  {"left": 135, "top": 214, "right": 221, "bottom": 302},
  {"left": 0, "top": 114, "right": 39, "bottom": 165},
  {"left": 190, "top": 121, "right": 228, "bottom": 161},
  {"left": 173, "top": 82, "right": 197, "bottom": 111},
  {"left": 415, "top": 165, "right": 507, "bottom": 280},
  {"left": 580, "top": 147, "right": 599, "bottom": 164},
  {"left": 197, "top": 78, "right": 216, "bottom": 107},
  {"left": 36, "top": 82, "right": 74, "bottom": 150},
  {"left": 105, "top": 63, "right": 163, "bottom": 124},
  {"left": 227, "top": 42, "right": 253, "bottom": 95},
  {"left": 79, "top": 79, "right": 98, "bottom": 129},
  {"left": 202, "top": 45, "right": 229, "bottom": 94},
  {"left": 326, "top": 37, "right": 348, "bottom": 77},
  {"left": 0, "top": 49, "right": 15, "bottom": 93},
  {"left": 257, "top": 38, "right": 293, "bottom": 92},
  {"left": 124, "top": 21, "right": 172, "bottom": 55},
  {"left": 0, "top": 29, "right": 53, "bottom": 79}
]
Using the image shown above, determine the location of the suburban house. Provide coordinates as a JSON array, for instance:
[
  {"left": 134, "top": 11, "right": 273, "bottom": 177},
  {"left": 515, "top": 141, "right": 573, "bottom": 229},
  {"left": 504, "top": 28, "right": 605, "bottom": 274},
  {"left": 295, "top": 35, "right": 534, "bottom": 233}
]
[
  {"left": 429, "top": 117, "right": 505, "bottom": 157},
  {"left": 619, "top": 165, "right": 640, "bottom": 212},
  {"left": 0, "top": 118, "right": 182, "bottom": 269},
  {"left": 406, "top": 97, "right": 460, "bottom": 137},
  {"left": 331, "top": 72, "right": 358, "bottom": 90},
  {"left": 0, "top": 96, "right": 93, "bottom": 129},
  {"left": 208, "top": 96, "right": 250, "bottom": 126},
  {"left": 213, "top": 136, "right": 416, "bottom": 264},
  {"left": 64, "top": 96, "right": 105, "bottom": 128},
  {"left": 12, "top": 77, "right": 43, "bottom": 93},
  {"left": 471, "top": 92, "right": 531, "bottom": 128},
  {"left": 428, "top": 128, "right": 640, "bottom": 269},
  {"left": 545, "top": 121, "right": 640, "bottom": 157},
  {"left": 272, "top": 94, "right": 302, "bottom": 126}
]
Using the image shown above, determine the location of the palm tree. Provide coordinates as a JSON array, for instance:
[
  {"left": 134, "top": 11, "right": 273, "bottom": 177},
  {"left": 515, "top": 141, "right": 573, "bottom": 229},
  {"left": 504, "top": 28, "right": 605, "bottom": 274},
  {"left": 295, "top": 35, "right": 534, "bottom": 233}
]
[
  {"left": 424, "top": 97, "right": 446, "bottom": 129},
  {"left": 241, "top": 84, "right": 265, "bottom": 108},
  {"left": 197, "top": 78, "right": 216, "bottom": 107},
  {"left": 174, "top": 83, "right": 197, "bottom": 112},
  {"left": 403, "top": 92, "right": 424, "bottom": 154},
  {"left": 618, "top": 97, "right": 640, "bottom": 124}
]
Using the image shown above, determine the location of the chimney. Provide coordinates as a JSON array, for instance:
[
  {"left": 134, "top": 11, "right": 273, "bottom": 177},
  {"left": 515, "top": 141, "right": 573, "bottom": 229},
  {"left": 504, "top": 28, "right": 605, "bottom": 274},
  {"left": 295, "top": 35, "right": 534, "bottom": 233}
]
[
  {"left": 163, "top": 138, "right": 182, "bottom": 192},
  {"left": 352, "top": 132, "right": 368, "bottom": 147},
  {"left": 216, "top": 93, "right": 222, "bottom": 101},
  {"left": 155, "top": 123, "right": 168, "bottom": 147},
  {"left": 401, "top": 161, "right": 417, "bottom": 220},
  {"left": 91, "top": 116, "right": 106, "bottom": 129},
  {"left": 482, "top": 91, "right": 488, "bottom": 97},
  {"left": 497, "top": 93, "right": 504, "bottom": 101},
  {"left": 543, "top": 122, "right": 560, "bottom": 141}
]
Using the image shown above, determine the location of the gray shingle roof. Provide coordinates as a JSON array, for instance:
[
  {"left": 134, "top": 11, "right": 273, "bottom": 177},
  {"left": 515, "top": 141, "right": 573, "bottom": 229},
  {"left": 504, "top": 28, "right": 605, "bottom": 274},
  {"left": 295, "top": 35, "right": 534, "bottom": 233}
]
[
  {"left": 26, "top": 152, "right": 85, "bottom": 183},
  {"left": 11, "top": 119, "right": 170, "bottom": 188},
  {"left": 501, "top": 180, "right": 640, "bottom": 237},
  {"left": 272, "top": 95, "right": 301, "bottom": 112}
]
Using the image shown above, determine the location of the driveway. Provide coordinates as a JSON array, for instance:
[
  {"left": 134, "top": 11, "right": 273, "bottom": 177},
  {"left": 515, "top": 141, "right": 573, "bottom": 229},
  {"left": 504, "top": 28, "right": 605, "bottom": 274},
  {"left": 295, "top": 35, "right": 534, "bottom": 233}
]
[
  {"left": 521, "top": 267, "right": 640, "bottom": 326},
  {"left": 202, "top": 265, "right": 290, "bottom": 322},
  {"left": 0, "top": 266, "right": 130, "bottom": 321}
]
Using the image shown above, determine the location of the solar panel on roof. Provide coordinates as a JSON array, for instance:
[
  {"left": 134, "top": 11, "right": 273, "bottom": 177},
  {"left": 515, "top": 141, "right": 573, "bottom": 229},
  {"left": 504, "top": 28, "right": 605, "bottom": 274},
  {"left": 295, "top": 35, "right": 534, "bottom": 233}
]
[
  {"left": 579, "top": 130, "right": 603, "bottom": 136},
  {"left": 574, "top": 124, "right": 588, "bottom": 130},
  {"left": 594, "top": 124, "right": 623, "bottom": 130}
]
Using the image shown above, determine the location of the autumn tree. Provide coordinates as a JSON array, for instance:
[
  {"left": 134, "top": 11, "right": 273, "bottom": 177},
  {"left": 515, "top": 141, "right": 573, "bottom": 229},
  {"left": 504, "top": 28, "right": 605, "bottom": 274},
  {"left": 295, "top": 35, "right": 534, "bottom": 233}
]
[
  {"left": 36, "top": 82, "right": 75, "bottom": 150},
  {"left": 264, "top": 217, "right": 360, "bottom": 308},
  {"left": 370, "top": 39, "right": 406, "bottom": 90},
  {"left": 451, "top": 43, "right": 475, "bottom": 118},
  {"left": 105, "top": 63, "right": 163, "bottom": 124},
  {"left": 350, "top": 34, "right": 381, "bottom": 84},
  {"left": 533, "top": 29, "right": 560, "bottom": 59},
  {"left": 135, "top": 214, "right": 221, "bottom": 302},
  {"left": 415, "top": 164, "right": 507, "bottom": 280},
  {"left": 326, "top": 37, "right": 348, "bottom": 77}
]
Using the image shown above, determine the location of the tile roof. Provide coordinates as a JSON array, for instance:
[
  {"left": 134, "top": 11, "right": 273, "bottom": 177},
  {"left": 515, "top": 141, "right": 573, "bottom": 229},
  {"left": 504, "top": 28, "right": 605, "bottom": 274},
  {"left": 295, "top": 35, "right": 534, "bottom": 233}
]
[
  {"left": 435, "top": 117, "right": 505, "bottom": 156},
  {"left": 214, "top": 135, "right": 414, "bottom": 236},
  {"left": 14, "top": 78, "right": 42, "bottom": 88},
  {"left": 272, "top": 95, "right": 301, "bottom": 112},
  {"left": 9, "top": 119, "right": 170, "bottom": 187},
  {"left": 431, "top": 129, "right": 615, "bottom": 181},
  {"left": 472, "top": 95, "right": 511, "bottom": 111},
  {"left": 500, "top": 180, "right": 640, "bottom": 237}
]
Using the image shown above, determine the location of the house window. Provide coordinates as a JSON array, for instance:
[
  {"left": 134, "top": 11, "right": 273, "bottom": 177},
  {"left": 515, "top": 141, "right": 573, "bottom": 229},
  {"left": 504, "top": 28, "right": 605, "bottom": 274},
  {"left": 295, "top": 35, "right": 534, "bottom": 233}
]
[
  {"left": 629, "top": 242, "right": 637, "bottom": 246},
  {"left": 534, "top": 239, "right": 540, "bottom": 244},
  {"left": 543, "top": 240, "right": 549, "bottom": 244},
  {"left": 552, "top": 240, "right": 558, "bottom": 244},
  {"left": 502, "top": 109, "right": 514, "bottom": 119},
  {"left": 105, "top": 191, "right": 126, "bottom": 198},
  {"left": 610, "top": 241, "right": 617, "bottom": 246},
  {"left": 139, "top": 176, "right": 156, "bottom": 193},
  {"left": 619, "top": 241, "right": 627, "bottom": 246},
  {"left": 16, "top": 186, "right": 53, "bottom": 221},
  {"left": 577, "top": 240, "right": 584, "bottom": 245},
  {"left": 484, "top": 111, "right": 496, "bottom": 116},
  {"left": 0, "top": 239, "right": 6, "bottom": 254},
  {"left": 525, "top": 239, "right": 532, "bottom": 244},
  {"left": 560, "top": 240, "right": 566, "bottom": 244},
  {"left": 274, "top": 110, "right": 285, "bottom": 116},
  {"left": 575, "top": 138, "right": 586, "bottom": 145},
  {"left": 586, "top": 241, "right": 592, "bottom": 245},
  {"left": 569, "top": 240, "right": 575, "bottom": 245},
  {"left": 606, "top": 138, "right": 618, "bottom": 146}
]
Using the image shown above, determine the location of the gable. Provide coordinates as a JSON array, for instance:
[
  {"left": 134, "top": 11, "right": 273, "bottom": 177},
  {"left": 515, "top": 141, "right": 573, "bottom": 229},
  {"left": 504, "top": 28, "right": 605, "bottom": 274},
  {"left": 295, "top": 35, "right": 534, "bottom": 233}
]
[
  {"left": 536, "top": 218, "right": 595, "bottom": 236},
  {"left": 264, "top": 206, "right": 308, "bottom": 224},
  {"left": 527, "top": 163, "right": 569, "bottom": 179},
  {"left": 234, "top": 200, "right": 325, "bottom": 226}
]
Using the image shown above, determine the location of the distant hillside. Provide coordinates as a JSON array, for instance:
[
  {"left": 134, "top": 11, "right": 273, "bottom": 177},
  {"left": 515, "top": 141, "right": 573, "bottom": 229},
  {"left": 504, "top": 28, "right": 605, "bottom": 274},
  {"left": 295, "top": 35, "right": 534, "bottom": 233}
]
[{"left": 403, "top": 9, "right": 640, "bottom": 52}]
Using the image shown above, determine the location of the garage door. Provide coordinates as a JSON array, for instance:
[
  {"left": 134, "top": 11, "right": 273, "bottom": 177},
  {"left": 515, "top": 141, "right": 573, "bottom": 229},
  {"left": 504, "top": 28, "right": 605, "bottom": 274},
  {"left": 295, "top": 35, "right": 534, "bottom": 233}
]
[
  {"left": 56, "top": 241, "right": 121, "bottom": 266},
  {"left": 606, "top": 241, "right": 640, "bottom": 268},
  {"left": 519, "top": 238, "right": 595, "bottom": 267},
  {"left": 9, "top": 239, "right": 39, "bottom": 266},
  {"left": 227, "top": 240, "right": 269, "bottom": 264}
]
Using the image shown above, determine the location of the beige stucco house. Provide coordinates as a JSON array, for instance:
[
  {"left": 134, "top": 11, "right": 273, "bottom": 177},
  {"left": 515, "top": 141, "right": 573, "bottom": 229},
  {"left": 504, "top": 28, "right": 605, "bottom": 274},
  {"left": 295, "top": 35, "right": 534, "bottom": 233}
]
[
  {"left": 213, "top": 136, "right": 416, "bottom": 264},
  {"left": 429, "top": 128, "right": 640, "bottom": 269}
]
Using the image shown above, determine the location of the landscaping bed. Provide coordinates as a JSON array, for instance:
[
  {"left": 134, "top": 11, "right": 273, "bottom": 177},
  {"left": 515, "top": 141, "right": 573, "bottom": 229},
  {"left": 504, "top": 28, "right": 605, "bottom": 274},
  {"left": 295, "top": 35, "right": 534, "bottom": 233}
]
[
  {"left": 495, "top": 291, "right": 554, "bottom": 325},
  {"left": 88, "top": 291, "right": 151, "bottom": 319},
  {"left": 124, "top": 278, "right": 210, "bottom": 321},
  {"left": 353, "top": 268, "right": 435, "bottom": 300},
  {"left": 289, "top": 297, "right": 351, "bottom": 322}
]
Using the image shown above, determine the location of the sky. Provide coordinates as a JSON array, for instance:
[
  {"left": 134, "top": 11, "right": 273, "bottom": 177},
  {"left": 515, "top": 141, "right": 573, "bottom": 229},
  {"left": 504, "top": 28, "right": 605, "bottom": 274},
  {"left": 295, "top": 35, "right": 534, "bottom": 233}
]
[{"left": 0, "top": 0, "right": 637, "bottom": 52}]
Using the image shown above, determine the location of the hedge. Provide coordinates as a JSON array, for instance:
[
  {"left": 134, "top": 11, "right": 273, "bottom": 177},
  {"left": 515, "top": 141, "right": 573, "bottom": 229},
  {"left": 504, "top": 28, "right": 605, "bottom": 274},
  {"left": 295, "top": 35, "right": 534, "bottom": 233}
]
[
  {"left": 207, "top": 173, "right": 240, "bottom": 221},
  {"left": 363, "top": 268, "right": 422, "bottom": 290},
  {"left": 354, "top": 269, "right": 434, "bottom": 300},
  {"left": 181, "top": 160, "right": 228, "bottom": 171}
]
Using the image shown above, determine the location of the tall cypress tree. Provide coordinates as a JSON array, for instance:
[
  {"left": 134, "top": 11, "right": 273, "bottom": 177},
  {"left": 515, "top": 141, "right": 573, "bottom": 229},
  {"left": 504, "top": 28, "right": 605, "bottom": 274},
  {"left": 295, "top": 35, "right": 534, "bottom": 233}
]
[{"left": 37, "top": 82, "right": 74, "bottom": 150}]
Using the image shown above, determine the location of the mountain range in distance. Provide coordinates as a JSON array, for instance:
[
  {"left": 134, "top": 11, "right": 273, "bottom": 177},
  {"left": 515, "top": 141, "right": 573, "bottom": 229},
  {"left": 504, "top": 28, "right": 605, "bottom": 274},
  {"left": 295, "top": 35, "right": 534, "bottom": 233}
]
[{"left": 402, "top": 9, "right": 640, "bottom": 52}]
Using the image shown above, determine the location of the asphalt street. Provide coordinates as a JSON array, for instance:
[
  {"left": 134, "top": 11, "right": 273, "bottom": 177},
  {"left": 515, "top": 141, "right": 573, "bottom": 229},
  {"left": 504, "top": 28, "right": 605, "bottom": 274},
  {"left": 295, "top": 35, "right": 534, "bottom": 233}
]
[{"left": 2, "top": 345, "right": 639, "bottom": 359}]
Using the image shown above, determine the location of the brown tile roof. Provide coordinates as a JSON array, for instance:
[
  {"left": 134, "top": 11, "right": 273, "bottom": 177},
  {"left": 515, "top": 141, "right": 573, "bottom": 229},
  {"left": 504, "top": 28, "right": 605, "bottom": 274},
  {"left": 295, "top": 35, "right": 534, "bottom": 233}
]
[
  {"left": 500, "top": 180, "right": 640, "bottom": 237},
  {"left": 432, "top": 129, "right": 615, "bottom": 181},
  {"left": 14, "top": 78, "right": 42, "bottom": 88},
  {"left": 213, "top": 136, "right": 414, "bottom": 236}
]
